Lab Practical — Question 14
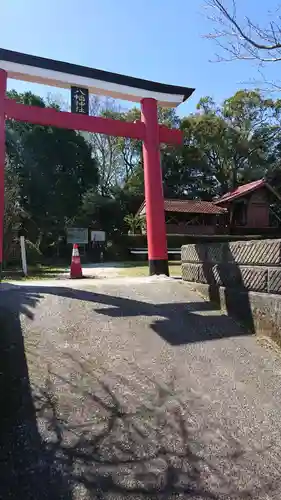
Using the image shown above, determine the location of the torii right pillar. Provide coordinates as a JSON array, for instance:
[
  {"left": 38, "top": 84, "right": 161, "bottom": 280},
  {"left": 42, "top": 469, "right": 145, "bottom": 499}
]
[{"left": 141, "top": 97, "right": 169, "bottom": 276}]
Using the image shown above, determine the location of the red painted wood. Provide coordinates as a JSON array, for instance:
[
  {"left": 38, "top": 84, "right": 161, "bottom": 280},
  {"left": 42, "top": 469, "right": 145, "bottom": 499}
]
[
  {"left": 0, "top": 95, "right": 183, "bottom": 275},
  {"left": 4, "top": 98, "right": 183, "bottom": 145},
  {"left": 158, "top": 124, "right": 182, "bottom": 145},
  {"left": 5, "top": 98, "right": 145, "bottom": 140},
  {"left": 141, "top": 97, "right": 168, "bottom": 262},
  {"left": 0, "top": 70, "right": 6, "bottom": 267}
]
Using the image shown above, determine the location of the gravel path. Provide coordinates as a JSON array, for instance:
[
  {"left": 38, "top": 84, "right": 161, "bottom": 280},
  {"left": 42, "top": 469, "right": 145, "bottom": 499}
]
[{"left": 1, "top": 279, "right": 281, "bottom": 499}]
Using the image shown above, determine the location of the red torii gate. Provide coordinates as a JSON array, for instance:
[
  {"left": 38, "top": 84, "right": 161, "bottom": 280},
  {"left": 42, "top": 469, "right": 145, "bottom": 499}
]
[{"left": 0, "top": 49, "right": 194, "bottom": 276}]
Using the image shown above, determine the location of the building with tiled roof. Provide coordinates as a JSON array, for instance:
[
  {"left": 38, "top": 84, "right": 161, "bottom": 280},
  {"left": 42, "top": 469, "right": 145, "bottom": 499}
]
[
  {"left": 214, "top": 179, "right": 281, "bottom": 229},
  {"left": 137, "top": 199, "right": 227, "bottom": 235},
  {"left": 136, "top": 178, "right": 281, "bottom": 235}
]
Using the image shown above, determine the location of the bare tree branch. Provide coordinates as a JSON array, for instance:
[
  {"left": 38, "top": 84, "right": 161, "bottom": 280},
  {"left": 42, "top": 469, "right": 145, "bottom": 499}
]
[{"left": 205, "top": 0, "right": 281, "bottom": 64}]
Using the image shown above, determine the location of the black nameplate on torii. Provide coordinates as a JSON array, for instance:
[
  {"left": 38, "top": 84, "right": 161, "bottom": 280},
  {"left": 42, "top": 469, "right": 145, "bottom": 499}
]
[{"left": 71, "top": 86, "right": 89, "bottom": 115}]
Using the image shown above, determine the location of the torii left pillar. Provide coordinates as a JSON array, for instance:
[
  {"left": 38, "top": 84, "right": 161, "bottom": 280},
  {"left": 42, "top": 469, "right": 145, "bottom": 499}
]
[
  {"left": 141, "top": 98, "right": 169, "bottom": 276},
  {"left": 0, "top": 69, "right": 6, "bottom": 277}
]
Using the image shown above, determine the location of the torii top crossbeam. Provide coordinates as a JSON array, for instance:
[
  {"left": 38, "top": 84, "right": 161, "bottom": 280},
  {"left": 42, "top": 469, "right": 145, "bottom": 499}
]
[
  {"left": 0, "top": 48, "right": 195, "bottom": 276},
  {"left": 0, "top": 48, "right": 194, "bottom": 108}
]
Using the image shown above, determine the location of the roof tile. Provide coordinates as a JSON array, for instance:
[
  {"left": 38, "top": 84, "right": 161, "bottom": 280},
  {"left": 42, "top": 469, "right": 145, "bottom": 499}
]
[
  {"left": 214, "top": 179, "right": 266, "bottom": 204},
  {"left": 138, "top": 199, "right": 226, "bottom": 215}
]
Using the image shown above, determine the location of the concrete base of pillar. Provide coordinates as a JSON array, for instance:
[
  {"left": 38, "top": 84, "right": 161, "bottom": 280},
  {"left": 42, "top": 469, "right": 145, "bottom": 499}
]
[{"left": 149, "top": 259, "right": 169, "bottom": 276}]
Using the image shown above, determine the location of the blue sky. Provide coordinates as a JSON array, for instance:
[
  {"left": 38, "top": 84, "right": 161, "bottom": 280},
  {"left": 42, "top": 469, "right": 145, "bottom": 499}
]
[{"left": 1, "top": 0, "right": 280, "bottom": 117}]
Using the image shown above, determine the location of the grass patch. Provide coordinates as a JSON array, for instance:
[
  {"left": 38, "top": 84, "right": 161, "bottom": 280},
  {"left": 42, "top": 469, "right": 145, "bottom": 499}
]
[
  {"left": 2, "top": 264, "right": 67, "bottom": 281},
  {"left": 117, "top": 261, "right": 182, "bottom": 277},
  {"left": 2, "top": 261, "right": 182, "bottom": 281}
]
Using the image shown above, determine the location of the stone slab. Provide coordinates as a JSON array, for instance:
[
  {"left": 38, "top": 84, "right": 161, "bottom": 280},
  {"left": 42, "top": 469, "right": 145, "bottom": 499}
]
[
  {"left": 182, "top": 239, "right": 281, "bottom": 266},
  {"left": 188, "top": 281, "right": 281, "bottom": 347},
  {"left": 181, "top": 262, "right": 199, "bottom": 282},
  {"left": 226, "top": 239, "right": 281, "bottom": 266},
  {"left": 182, "top": 262, "right": 268, "bottom": 293},
  {"left": 269, "top": 268, "right": 281, "bottom": 294},
  {"left": 181, "top": 244, "right": 206, "bottom": 263}
]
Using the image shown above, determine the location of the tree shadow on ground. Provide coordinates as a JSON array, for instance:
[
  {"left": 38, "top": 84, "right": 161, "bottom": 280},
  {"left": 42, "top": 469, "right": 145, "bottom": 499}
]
[
  {"left": 5, "top": 283, "right": 249, "bottom": 346},
  {"left": 0, "top": 283, "right": 268, "bottom": 499},
  {"left": 0, "top": 289, "right": 72, "bottom": 499},
  {"left": 32, "top": 353, "right": 280, "bottom": 499}
]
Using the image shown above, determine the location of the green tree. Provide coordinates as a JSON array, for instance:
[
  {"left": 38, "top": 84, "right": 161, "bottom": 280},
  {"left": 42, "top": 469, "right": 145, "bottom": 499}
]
[
  {"left": 76, "top": 188, "right": 127, "bottom": 235},
  {"left": 3, "top": 159, "right": 26, "bottom": 263},
  {"left": 6, "top": 90, "right": 99, "bottom": 249},
  {"left": 181, "top": 90, "right": 280, "bottom": 194},
  {"left": 123, "top": 213, "right": 145, "bottom": 234}
]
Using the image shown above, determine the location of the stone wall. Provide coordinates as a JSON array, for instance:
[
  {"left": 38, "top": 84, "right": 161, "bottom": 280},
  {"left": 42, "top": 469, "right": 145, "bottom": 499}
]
[
  {"left": 181, "top": 239, "right": 281, "bottom": 294},
  {"left": 190, "top": 282, "right": 281, "bottom": 346},
  {"left": 181, "top": 239, "right": 281, "bottom": 342}
]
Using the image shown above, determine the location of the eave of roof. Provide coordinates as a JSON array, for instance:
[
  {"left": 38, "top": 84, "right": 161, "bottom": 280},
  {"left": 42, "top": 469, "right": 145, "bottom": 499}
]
[
  {"left": 213, "top": 179, "right": 281, "bottom": 204},
  {"left": 137, "top": 199, "right": 226, "bottom": 216}
]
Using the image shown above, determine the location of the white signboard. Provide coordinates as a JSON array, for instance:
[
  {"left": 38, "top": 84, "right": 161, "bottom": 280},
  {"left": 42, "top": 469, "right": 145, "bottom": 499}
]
[
  {"left": 67, "top": 228, "right": 88, "bottom": 244},
  {"left": 91, "top": 230, "right": 106, "bottom": 242}
]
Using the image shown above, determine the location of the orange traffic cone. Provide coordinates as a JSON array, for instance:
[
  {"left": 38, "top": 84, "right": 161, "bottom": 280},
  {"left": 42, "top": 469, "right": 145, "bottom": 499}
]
[{"left": 70, "top": 243, "right": 83, "bottom": 279}]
